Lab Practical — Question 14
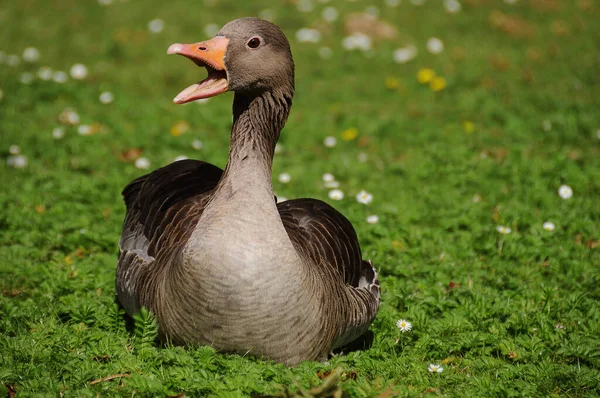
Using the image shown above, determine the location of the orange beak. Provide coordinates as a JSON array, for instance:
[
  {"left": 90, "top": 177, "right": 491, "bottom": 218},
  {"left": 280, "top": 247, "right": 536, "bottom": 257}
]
[{"left": 167, "top": 37, "right": 229, "bottom": 104}]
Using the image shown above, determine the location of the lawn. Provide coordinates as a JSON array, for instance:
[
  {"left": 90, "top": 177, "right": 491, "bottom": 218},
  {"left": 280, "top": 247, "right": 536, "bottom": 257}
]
[{"left": 1, "top": 0, "right": 600, "bottom": 396}]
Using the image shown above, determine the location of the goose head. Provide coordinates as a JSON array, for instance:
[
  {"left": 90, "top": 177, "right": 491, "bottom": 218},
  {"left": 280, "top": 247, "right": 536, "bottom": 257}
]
[{"left": 167, "top": 17, "right": 295, "bottom": 104}]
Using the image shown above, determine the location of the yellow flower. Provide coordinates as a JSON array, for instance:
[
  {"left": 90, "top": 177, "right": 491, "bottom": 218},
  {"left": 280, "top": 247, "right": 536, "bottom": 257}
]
[
  {"left": 417, "top": 68, "right": 436, "bottom": 84},
  {"left": 170, "top": 120, "right": 190, "bottom": 137},
  {"left": 462, "top": 120, "right": 475, "bottom": 134},
  {"left": 430, "top": 76, "right": 447, "bottom": 91},
  {"left": 385, "top": 76, "right": 400, "bottom": 90},
  {"left": 341, "top": 127, "right": 358, "bottom": 141}
]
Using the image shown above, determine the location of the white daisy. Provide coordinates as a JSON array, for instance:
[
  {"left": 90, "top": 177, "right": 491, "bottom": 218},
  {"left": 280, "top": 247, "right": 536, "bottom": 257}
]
[
  {"left": 203, "top": 23, "right": 220, "bottom": 37},
  {"left": 428, "top": 364, "right": 443, "bottom": 373},
  {"left": 322, "top": 7, "right": 338, "bottom": 22},
  {"left": 318, "top": 47, "right": 333, "bottom": 59},
  {"left": 7, "top": 155, "right": 28, "bottom": 168},
  {"left": 296, "top": 28, "right": 321, "bottom": 43},
  {"left": 496, "top": 225, "right": 511, "bottom": 234},
  {"left": 444, "top": 0, "right": 462, "bottom": 13},
  {"left": 366, "top": 214, "right": 379, "bottom": 224},
  {"left": 542, "top": 221, "right": 555, "bottom": 231},
  {"left": 22, "top": 47, "right": 40, "bottom": 63},
  {"left": 52, "top": 71, "right": 69, "bottom": 83},
  {"left": 393, "top": 46, "right": 417, "bottom": 64},
  {"left": 6, "top": 54, "right": 20, "bottom": 67},
  {"left": 52, "top": 127, "right": 65, "bottom": 139},
  {"left": 328, "top": 189, "right": 344, "bottom": 200},
  {"left": 77, "top": 125, "right": 92, "bottom": 136},
  {"left": 396, "top": 319, "right": 412, "bottom": 332},
  {"left": 323, "top": 136, "right": 337, "bottom": 148},
  {"left": 99, "top": 91, "right": 114, "bottom": 104},
  {"left": 558, "top": 185, "right": 573, "bottom": 199},
  {"left": 135, "top": 157, "right": 151, "bottom": 169},
  {"left": 356, "top": 190, "right": 373, "bottom": 205},
  {"left": 278, "top": 172, "right": 291, "bottom": 183},
  {"left": 9, "top": 145, "right": 20, "bottom": 155},
  {"left": 322, "top": 173, "right": 335, "bottom": 182},
  {"left": 20, "top": 72, "right": 34, "bottom": 84},
  {"left": 37, "top": 66, "right": 53, "bottom": 80},
  {"left": 191, "top": 139, "right": 203, "bottom": 150},
  {"left": 70, "top": 64, "right": 88, "bottom": 80},
  {"left": 426, "top": 37, "right": 444, "bottom": 54},
  {"left": 148, "top": 19, "right": 165, "bottom": 34},
  {"left": 342, "top": 33, "right": 372, "bottom": 52}
]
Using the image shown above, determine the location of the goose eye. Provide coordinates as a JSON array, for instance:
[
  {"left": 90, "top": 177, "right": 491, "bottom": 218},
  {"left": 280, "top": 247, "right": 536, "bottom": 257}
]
[{"left": 247, "top": 37, "right": 261, "bottom": 49}]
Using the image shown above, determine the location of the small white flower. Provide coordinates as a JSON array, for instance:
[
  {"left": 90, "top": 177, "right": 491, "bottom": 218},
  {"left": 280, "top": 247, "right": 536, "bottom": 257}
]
[
  {"left": 135, "top": 157, "right": 151, "bottom": 169},
  {"left": 99, "top": 91, "right": 114, "bottom": 104},
  {"left": 323, "top": 136, "right": 337, "bottom": 148},
  {"left": 342, "top": 33, "right": 372, "bottom": 52},
  {"left": 278, "top": 172, "right": 291, "bottom": 183},
  {"left": 52, "top": 127, "right": 65, "bottom": 139},
  {"left": 555, "top": 323, "right": 565, "bottom": 330},
  {"left": 426, "top": 37, "right": 444, "bottom": 54},
  {"left": 191, "top": 139, "right": 203, "bottom": 150},
  {"left": 322, "top": 6, "right": 339, "bottom": 22},
  {"left": 364, "top": 6, "right": 380, "bottom": 18},
  {"left": 358, "top": 152, "right": 368, "bottom": 163},
  {"left": 542, "top": 221, "right": 555, "bottom": 231},
  {"left": 296, "top": 28, "right": 321, "bottom": 43},
  {"left": 7, "top": 155, "right": 28, "bottom": 168},
  {"left": 324, "top": 180, "right": 339, "bottom": 188},
  {"left": 318, "top": 47, "right": 333, "bottom": 59},
  {"left": 52, "top": 71, "right": 68, "bottom": 83},
  {"left": 356, "top": 190, "right": 373, "bottom": 205},
  {"left": 328, "top": 189, "right": 344, "bottom": 200},
  {"left": 428, "top": 364, "right": 443, "bottom": 373},
  {"left": 396, "top": 319, "right": 412, "bottom": 332},
  {"left": 22, "top": 47, "right": 40, "bottom": 63},
  {"left": 393, "top": 46, "right": 417, "bottom": 64},
  {"left": 496, "top": 225, "right": 512, "bottom": 234},
  {"left": 6, "top": 54, "right": 20, "bottom": 67},
  {"left": 9, "top": 145, "right": 20, "bottom": 155},
  {"left": 542, "top": 119, "right": 552, "bottom": 131},
  {"left": 70, "top": 64, "right": 88, "bottom": 80},
  {"left": 20, "top": 72, "right": 34, "bottom": 84},
  {"left": 297, "top": 0, "right": 314, "bottom": 13},
  {"left": 558, "top": 184, "right": 573, "bottom": 199},
  {"left": 444, "top": 0, "right": 462, "bottom": 13},
  {"left": 173, "top": 155, "right": 188, "bottom": 162},
  {"left": 37, "top": 66, "right": 53, "bottom": 80},
  {"left": 61, "top": 109, "right": 80, "bottom": 125},
  {"left": 148, "top": 19, "right": 165, "bottom": 34},
  {"left": 203, "top": 23, "right": 220, "bottom": 37},
  {"left": 322, "top": 173, "right": 335, "bottom": 183},
  {"left": 258, "top": 9, "right": 274, "bottom": 21},
  {"left": 79, "top": 228, "right": 86, "bottom": 234},
  {"left": 366, "top": 214, "right": 379, "bottom": 224},
  {"left": 77, "top": 124, "right": 92, "bottom": 136}
]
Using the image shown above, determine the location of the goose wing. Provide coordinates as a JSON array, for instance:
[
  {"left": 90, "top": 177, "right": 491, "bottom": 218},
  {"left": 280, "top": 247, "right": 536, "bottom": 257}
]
[
  {"left": 277, "top": 198, "right": 366, "bottom": 287},
  {"left": 117, "top": 159, "right": 223, "bottom": 314}
]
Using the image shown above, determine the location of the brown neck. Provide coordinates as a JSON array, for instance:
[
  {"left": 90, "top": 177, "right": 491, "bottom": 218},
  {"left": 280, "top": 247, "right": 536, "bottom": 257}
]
[{"left": 214, "top": 88, "right": 293, "bottom": 198}]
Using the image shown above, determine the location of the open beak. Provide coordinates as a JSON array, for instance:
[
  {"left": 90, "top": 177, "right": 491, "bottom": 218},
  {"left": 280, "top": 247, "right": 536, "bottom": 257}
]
[{"left": 167, "top": 36, "right": 229, "bottom": 104}]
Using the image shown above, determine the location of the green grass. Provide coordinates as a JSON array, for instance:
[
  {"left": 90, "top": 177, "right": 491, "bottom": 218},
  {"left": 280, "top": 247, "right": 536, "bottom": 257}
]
[{"left": 2, "top": 0, "right": 600, "bottom": 396}]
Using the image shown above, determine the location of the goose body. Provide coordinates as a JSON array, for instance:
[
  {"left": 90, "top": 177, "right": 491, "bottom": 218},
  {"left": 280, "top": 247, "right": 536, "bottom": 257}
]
[{"left": 116, "top": 18, "right": 380, "bottom": 365}]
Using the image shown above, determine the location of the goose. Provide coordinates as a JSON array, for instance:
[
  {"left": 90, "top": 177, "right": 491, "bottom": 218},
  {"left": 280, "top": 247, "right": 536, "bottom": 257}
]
[{"left": 116, "top": 17, "right": 380, "bottom": 365}]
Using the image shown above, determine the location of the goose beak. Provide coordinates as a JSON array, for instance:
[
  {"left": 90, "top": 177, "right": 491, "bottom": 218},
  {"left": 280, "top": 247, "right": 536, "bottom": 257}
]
[{"left": 167, "top": 36, "right": 229, "bottom": 104}]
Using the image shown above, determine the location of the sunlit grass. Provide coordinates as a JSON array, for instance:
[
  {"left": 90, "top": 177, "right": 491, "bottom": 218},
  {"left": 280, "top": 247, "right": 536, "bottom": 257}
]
[{"left": 1, "top": 0, "right": 599, "bottom": 396}]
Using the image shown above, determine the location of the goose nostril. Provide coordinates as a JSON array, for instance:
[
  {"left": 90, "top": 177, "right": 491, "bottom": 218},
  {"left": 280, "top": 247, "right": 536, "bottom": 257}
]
[{"left": 198, "top": 46, "right": 207, "bottom": 51}]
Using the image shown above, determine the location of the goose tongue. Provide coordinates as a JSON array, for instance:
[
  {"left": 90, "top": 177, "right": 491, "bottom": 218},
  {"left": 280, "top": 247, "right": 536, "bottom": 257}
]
[{"left": 167, "top": 38, "right": 229, "bottom": 104}]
